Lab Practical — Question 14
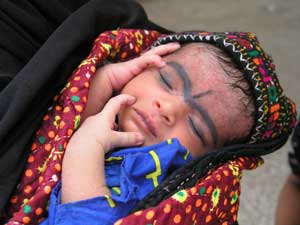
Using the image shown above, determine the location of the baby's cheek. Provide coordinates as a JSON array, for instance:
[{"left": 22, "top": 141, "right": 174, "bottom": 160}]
[
  {"left": 118, "top": 110, "right": 145, "bottom": 135},
  {"left": 118, "top": 112, "right": 131, "bottom": 132},
  {"left": 169, "top": 130, "right": 203, "bottom": 157},
  {"left": 186, "top": 140, "right": 205, "bottom": 157}
]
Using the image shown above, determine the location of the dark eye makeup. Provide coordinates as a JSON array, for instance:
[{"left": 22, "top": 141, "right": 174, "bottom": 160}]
[
  {"left": 188, "top": 116, "right": 206, "bottom": 146},
  {"left": 157, "top": 65, "right": 212, "bottom": 147},
  {"left": 159, "top": 72, "right": 173, "bottom": 90}
]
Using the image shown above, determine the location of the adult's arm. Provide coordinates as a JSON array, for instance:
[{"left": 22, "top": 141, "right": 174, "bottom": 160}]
[
  {"left": 276, "top": 119, "right": 300, "bottom": 225},
  {"left": 275, "top": 173, "right": 300, "bottom": 225}
]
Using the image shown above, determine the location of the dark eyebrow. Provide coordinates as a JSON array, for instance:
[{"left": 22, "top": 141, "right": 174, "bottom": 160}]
[
  {"left": 166, "top": 61, "right": 218, "bottom": 147},
  {"left": 192, "top": 90, "right": 213, "bottom": 99}
]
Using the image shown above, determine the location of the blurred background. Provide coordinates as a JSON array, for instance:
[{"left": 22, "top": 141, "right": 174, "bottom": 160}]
[{"left": 139, "top": 0, "right": 299, "bottom": 224}]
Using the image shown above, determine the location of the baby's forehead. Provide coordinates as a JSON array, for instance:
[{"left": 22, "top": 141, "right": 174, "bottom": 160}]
[
  {"left": 167, "top": 42, "right": 221, "bottom": 57},
  {"left": 163, "top": 43, "right": 226, "bottom": 70},
  {"left": 163, "top": 46, "right": 231, "bottom": 87}
]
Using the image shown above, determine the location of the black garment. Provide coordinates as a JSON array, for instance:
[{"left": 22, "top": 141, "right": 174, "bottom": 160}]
[
  {"left": 0, "top": 0, "right": 88, "bottom": 87},
  {"left": 289, "top": 119, "right": 300, "bottom": 176},
  {"left": 0, "top": 0, "right": 171, "bottom": 212}
]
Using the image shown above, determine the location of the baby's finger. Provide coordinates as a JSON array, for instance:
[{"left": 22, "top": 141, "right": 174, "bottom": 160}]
[
  {"left": 143, "top": 42, "right": 180, "bottom": 57},
  {"left": 132, "top": 54, "right": 166, "bottom": 71},
  {"left": 130, "top": 43, "right": 180, "bottom": 71},
  {"left": 112, "top": 122, "right": 119, "bottom": 131},
  {"left": 110, "top": 131, "right": 144, "bottom": 149},
  {"left": 100, "top": 94, "right": 136, "bottom": 122}
]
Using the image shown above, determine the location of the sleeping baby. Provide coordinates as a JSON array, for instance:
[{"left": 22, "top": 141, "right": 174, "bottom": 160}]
[{"left": 42, "top": 39, "right": 257, "bottom": 224}]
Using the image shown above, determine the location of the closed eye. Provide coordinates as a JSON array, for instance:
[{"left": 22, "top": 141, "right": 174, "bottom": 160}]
[
  {"left": 159, "top": 72, "right": 173, "bottom": 90},
  {"left": 188, "top": 116, "right": 206, "bottom": 146}
]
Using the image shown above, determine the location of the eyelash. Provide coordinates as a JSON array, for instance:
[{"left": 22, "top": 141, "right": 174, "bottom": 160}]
[
  {"left": 188, "top": 116, "right": 205, "bottom": 146},
  {"left": 159, "top": 72, "right": 173, "bottom": 90}
]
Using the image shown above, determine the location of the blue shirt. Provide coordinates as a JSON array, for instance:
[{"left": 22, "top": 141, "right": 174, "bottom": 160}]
[{"left": 40, "top": 138, "right": 192, "bottom": 225}]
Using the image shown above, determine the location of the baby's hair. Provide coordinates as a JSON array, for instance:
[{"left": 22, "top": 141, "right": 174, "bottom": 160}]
[
  {"left": 206, "top": 44, "right": 255, "bottom": 116},
  {"left": 202, "top": 43, "right": 255, "bottom": 145},
  {"left": 174, "top": 43, "right": 255, "bottom": 145}
]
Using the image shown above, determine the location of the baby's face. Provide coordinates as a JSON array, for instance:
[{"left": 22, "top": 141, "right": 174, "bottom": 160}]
[{"left": 118, "top": 47, "right": 250, "bottom": 156}]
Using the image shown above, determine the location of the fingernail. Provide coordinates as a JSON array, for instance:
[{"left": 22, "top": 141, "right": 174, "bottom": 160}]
[
  {"left": 127, "top": 95, "right": 136, "bottom": 103},
  {"left": 171, "top": 42, "right": 180, "bottom": 47},
  {"left": 135, "top": 133, "right": 144, "bottom": 145},
  {"left": 160, "top": 61, "right": 166, "bottom": 67}
]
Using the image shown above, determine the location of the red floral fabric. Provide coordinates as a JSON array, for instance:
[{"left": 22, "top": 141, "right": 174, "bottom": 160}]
[
  {"left": 6, "top": 29, "right": 160, "bottom": 225},
  {"left": 5, "top": 29, "right": 263, "bottom": 225},
  {"left": 115, "top": 157, "right": 263, "bottom": 225}
]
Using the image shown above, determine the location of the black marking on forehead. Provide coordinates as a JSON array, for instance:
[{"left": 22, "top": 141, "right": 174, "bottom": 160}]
[
  {"left": 193, "top": 90, "right": 213, "bottom": 99},
  {"left": 166, "top": 61, "right": 218, "bottom": 147}
]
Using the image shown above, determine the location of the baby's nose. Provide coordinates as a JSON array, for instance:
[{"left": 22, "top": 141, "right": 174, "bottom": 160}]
[{"left": 152, "top": 98, "right": 182, "bottom": 126}]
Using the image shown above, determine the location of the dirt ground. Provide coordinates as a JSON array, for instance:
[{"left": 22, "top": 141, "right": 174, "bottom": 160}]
[{"left": 139, "top": 0, "right": 300, "bottom": 224}]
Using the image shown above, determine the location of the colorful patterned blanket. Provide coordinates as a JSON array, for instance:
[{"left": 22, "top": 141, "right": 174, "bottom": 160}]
[{"left": 6, "top": 29, "right": 262, "bottom": 225}]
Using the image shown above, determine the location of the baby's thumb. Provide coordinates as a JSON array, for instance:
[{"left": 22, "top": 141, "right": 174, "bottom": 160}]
[{"left": 110, "top": 131, "right": 145, "bottom": 149}]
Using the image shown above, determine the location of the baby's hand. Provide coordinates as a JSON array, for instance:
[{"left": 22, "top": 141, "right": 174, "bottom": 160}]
[
  {"left": 82, "top": 43, "right": 180, "bottom": 121},
  {"left": 102, "top": 42, "right": 180, "bottom": 92},
  {"left": 62, "top": 95, "right": 143, "bottom": 202},
  {"left": 75, "top": 94, "right": 144, "bottom": 153}
]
